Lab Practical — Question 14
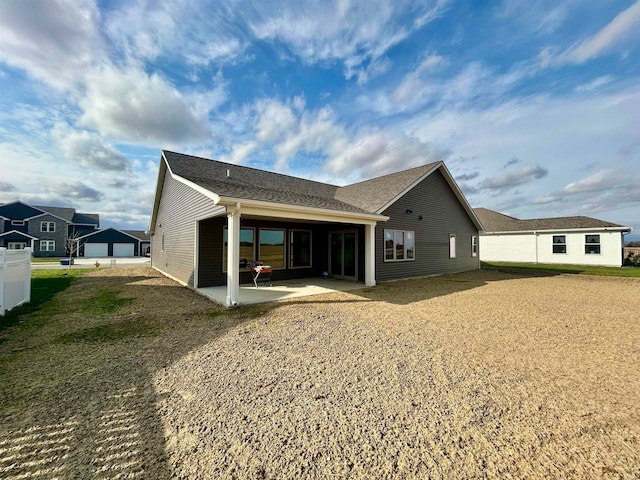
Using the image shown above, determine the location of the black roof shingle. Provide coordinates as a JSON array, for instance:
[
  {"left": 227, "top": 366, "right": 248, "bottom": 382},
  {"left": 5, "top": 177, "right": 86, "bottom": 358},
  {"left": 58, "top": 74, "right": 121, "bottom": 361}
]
[{"left": 163, "top": 151, "right": 443, "bottom": 216}]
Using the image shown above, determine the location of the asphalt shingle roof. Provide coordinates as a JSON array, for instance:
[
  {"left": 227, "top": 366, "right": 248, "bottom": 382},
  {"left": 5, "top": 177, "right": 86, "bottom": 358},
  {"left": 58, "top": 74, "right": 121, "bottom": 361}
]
[
  {"left": 335, "top": 163, "right": 440, "bottom": 213},
  {"left": 34, "top": 205, "right": 76, "bottom": 222},
  {"left": 122, "top": 230, "right": 150, "bottom": 241},
  {"left": 72, "top": 212, "right": 100, "bottom": 225},
  {"left": 163, "top": 151, "right": 442, "bottom": 215},
  {"left": 474, "top": 207, "right": 626, "bottom": 232}
]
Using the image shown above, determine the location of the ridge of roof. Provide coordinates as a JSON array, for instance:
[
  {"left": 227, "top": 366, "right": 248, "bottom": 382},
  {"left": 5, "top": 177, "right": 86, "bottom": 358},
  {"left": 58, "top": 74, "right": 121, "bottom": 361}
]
[{"left": 163, "top": 150, "right": 340, "bottom": 190}]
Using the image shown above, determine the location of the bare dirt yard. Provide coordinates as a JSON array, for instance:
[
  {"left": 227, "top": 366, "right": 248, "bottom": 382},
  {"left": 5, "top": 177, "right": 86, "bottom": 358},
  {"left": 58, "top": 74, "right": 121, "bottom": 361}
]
[{"left": 1, "top": 267, "right": 639, "bottom": 479}]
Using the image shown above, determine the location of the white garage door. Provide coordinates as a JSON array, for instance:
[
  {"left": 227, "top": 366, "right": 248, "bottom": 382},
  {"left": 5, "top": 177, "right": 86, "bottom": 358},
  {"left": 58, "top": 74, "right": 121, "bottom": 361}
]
[
  {"left": 85, "top": 243, "right": 108, "bottom": 257},
  {"left": 113, "top": 243, "right": 135, "bottom": 257}
]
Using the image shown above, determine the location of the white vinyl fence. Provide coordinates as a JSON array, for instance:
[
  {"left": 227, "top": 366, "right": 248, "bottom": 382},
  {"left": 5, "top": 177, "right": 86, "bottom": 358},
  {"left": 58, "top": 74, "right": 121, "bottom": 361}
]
[{"left": 0, "top": 247, "right": 32, "bottom": 316}]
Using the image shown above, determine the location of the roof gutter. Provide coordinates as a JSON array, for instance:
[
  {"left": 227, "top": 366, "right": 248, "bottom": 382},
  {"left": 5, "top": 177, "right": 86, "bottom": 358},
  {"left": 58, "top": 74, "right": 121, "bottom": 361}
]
[{"left": 481, "top": 226, "right": 631, "bottom": 235}]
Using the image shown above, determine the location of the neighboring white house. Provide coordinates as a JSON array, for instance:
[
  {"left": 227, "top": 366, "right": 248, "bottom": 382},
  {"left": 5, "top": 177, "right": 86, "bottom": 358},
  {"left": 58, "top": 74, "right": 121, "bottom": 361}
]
[{"left": 475, "top": 208, "right": 632, "bottom": 267}]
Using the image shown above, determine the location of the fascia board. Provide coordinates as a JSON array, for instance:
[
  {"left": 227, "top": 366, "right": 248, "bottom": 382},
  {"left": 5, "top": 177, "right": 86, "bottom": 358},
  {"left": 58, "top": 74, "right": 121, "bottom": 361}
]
[
  {"left": 480, "top": 226, "right": 631, "bottom": 235},
  {"left": 0, "top": 230, "right": 39, "bottom": 240}
]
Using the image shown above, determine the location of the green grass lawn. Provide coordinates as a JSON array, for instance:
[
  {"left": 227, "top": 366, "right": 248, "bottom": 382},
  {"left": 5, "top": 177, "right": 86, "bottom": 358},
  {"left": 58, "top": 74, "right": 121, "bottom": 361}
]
[
  {"left": 0, "top": 269, "right": 89, "bottom": 332},
  {"left": 482, "top": 261, "right": 640, "bottom": 277},
  {"left": 31, "top": 257, "right": 64, "bottom": 263}
]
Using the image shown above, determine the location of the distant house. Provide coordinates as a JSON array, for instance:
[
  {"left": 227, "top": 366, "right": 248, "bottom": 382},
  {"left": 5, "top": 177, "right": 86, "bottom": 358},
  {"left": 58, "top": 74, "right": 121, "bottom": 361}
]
[
  {"left": 0, "top": 201, "right": 99, "bottom": 257},
  {"left": 475, "top": 208, "right": 632, "bottom": 267},
  {"left": 148, "top": 151, "right": 483, "bottom": 306},
  {"left": 77, "top": 228, "right": 150, "bottom": 257}
]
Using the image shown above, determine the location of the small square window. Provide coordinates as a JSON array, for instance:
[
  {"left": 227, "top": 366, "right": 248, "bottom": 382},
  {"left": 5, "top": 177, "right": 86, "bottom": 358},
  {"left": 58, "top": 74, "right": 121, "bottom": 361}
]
[
  {"left": 40, "top": 240, "right": 55, "bottom": 252},
  {"left": 41, "top": 221, "right": 56, "bottom": 232}
]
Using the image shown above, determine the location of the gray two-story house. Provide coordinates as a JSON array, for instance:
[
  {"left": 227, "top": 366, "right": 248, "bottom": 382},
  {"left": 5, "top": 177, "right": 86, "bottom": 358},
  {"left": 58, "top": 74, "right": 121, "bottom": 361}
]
[{"left": 0, "top": 202, "right": 99, "bottom": 257}]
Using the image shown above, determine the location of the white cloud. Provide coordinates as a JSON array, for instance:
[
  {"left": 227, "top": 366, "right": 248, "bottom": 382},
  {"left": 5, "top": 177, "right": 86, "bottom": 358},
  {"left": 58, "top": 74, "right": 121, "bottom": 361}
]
[
  {"left": 249, "top": 0, "right": 448, "bottom": 82},
  {"left": 274, "top": 107, "right": 346, "bottom": 171},
  {"left": 221, "top": 141, "right": 259, "bottom": 165},
  {"left": 0, "top": 0, "right": 104, "bottom": 90},
  {"left": 48, "top": 181, "right": 104, "bottom": 202},
  {"left": 254, "top": 100, "right": 298, "bottom": 142},
  {"left": 79, "top": 65, "right": 214, "bottom": 145},
  {"left": 0, "top": 181, "right": 16, "bottom": 192},
  {"left": 324, "top": 130, "right": 450, "bottom": 181},
  {"left": 551, "top": 0, "right": 640, "bottom": 65},
  {"left": 369, "top": 59, "right": 534, "bottom": 116},
  {"left": 496, "top": 0, "right": 577, "bottom": 35},
  {"left": 104, "top": 0, "right": 247, "bottom": 66},
  {"left": 53, "top": 125, "right": 131, "bottom": 171},
  {"left": 575, "top": 75, "right": 612, "bottom": 92},
  {"left": 478, "top": 164, "right": 548, "bottom": 192}
]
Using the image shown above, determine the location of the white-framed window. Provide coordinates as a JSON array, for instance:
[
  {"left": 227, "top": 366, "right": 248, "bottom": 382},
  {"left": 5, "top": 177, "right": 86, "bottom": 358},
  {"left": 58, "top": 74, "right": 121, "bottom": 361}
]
[
  {"left": 471, "top": 236, "right": 478, "bottom": 257},
  {"left": 40, "top": 240, "right": 55, "bottom": 252},
  {"left": 553, "top": 235, "right": 567, "bottom": 254},
  {"left": 8, "top": 242, "right": 27, "bottom": 250},
  {"left": 259, "top": 228, "right": 285, "bottom": 269},
  {"left": 223, "top": 227, "right": 255, "bottom": 272},
  {"left": 41, "top": 221, "right": 55, "bottom": 232},
  {"left": 289, "top": 229, "right": 312, "bottom": 268},
  {"left": 384, "top": 229, "right": 415, "bottom": 262},
  {"left": 11, "top": 220, "right": 25, "bottom": 226},
  {"left": 585, "top": 234, "right": 601, "bottom": 254},
  {"left": 449, "top": 234, "right": 456, "bottom": 259}
]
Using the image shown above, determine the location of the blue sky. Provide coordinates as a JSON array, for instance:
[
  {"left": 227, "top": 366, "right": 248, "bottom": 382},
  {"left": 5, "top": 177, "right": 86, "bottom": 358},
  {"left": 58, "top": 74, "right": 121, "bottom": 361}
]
[{"left": 0, "top": 0, "right": 639, "bottom": 240}]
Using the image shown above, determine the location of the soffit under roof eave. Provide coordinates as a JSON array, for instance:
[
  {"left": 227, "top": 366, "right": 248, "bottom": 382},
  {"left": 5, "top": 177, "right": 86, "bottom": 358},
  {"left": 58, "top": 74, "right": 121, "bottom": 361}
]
[{"left": 217, "top": 196, "right": 388, "bottom": 225}]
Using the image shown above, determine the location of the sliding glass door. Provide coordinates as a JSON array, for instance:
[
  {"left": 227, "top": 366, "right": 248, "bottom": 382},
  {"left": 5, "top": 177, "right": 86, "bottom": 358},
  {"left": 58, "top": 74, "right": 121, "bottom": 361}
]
[{"left": 329, "top": 230, "right": 357, "bottom": 280}]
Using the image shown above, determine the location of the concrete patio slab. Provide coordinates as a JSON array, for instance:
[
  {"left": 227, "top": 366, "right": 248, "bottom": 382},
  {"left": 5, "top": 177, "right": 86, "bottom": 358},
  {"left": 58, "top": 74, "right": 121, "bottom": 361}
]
[{"left": 198, "top": 278, "right": 368, "bottom": 306}]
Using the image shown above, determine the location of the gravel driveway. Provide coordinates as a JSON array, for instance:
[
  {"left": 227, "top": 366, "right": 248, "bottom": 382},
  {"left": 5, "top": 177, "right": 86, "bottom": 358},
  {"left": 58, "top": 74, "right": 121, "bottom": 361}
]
[{"left": 1, "top": 267, "right": 639, "bottom": 479}]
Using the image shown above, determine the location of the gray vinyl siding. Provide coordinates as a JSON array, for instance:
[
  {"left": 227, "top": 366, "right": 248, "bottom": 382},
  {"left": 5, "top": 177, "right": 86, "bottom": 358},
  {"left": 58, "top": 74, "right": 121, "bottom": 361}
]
[
  {"left": 28, "top": 214, "right": 67, "bottom": 257},
  {"left": 151, "top": 169, "right": 224, "bottom": 286},
  {"left": 376, "top": 170, "right": 479, "bottom": 282}
]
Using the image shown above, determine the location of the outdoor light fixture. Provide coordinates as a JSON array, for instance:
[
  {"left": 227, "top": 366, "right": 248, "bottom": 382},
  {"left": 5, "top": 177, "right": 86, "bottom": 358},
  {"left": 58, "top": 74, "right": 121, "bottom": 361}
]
[{"left": 406, "top": 209, "right": 413, "bottom": 214}]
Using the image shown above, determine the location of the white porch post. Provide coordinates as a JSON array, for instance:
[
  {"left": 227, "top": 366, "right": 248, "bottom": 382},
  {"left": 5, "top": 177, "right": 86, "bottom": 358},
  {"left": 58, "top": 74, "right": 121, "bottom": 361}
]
[
  {"left": 225, "top": 207, "right": 241, "bottom": 306},
  {"left": 365, "top": 223, "right": 376, "bottom": 286}
]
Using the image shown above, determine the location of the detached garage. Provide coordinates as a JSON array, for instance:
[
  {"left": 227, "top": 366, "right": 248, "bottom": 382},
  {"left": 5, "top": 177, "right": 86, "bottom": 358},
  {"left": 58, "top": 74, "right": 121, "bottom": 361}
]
[{"left": 79, "top": 228, "right": 141, "bottom": 257}]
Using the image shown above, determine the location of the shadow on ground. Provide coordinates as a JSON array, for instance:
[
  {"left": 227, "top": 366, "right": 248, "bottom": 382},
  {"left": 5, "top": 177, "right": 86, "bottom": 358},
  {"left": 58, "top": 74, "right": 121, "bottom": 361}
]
[
  {"left": 313, "top": 268, "right": 562, "bottom": 306},
  {"left": 0, "top": 268, "right": 254, "bottom": 479}
]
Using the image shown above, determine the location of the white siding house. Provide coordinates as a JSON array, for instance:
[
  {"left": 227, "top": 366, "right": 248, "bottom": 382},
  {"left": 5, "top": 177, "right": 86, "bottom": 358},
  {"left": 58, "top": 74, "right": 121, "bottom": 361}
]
[{"left": 476, "top": 208, "right": 631, "bottom": 267}]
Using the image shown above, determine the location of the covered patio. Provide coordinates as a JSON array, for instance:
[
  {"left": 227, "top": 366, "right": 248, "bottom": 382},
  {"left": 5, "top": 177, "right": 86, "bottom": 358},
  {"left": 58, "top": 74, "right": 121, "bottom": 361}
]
[{"left": 198, "top": 276, "right": 369, "bottom": 306}]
